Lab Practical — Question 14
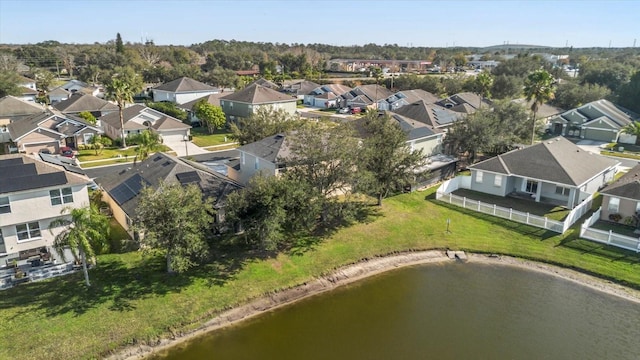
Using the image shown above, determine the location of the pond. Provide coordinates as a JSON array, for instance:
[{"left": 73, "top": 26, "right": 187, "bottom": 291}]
[{"left": 153, "top": 262, "right": 640, "bottom": 360}]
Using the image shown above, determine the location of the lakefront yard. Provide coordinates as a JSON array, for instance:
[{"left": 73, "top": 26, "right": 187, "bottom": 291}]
[{"left": 1, "top": 187, "right": 639, "bottom": 360}]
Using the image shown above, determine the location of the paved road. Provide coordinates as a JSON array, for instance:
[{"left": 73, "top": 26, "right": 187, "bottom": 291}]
[{"left": 84, "top": 149, "right": 239, "bottom": 180}]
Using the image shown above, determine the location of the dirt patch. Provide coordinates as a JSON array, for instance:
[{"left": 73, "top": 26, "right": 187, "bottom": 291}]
[{"left": 107, "top": 251, "right": 640, "bottom": 360}]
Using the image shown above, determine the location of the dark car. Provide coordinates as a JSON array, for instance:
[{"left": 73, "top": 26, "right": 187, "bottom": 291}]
[
  {"left": 38, "top": 149, "right": 52, "bottom": 154},
  {"left": 60, "top": 146, "right": 75, "bottom": 158}
]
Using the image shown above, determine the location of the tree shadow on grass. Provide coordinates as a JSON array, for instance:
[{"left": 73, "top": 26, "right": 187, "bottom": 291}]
[{"left": 0, "top": 243, "right": 257, "bottom": 319}]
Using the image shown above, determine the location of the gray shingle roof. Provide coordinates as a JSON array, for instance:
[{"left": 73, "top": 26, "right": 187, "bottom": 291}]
[
  {"left": 600, "top": 165, "right": 640, "bottom": 200},
  {"left": 100, "top": 105, "right": 187, "bottom": 131},
  {"left": 236, "top": 133, "right": 291, "bottom": 163},
  {"left": 0, "top": 96, "right": 45, "bottom": 117},
  {"left": 550, "top": 99, "right": 636, "bottom": 129},
  {"left": 178, "top": 92, "right": 231, "bottom": 111},
  {"left": 153, "top": 77, "right": 218, "bottom": 92},
  {"left": 221, "top": 83, "right": 296, "bottom": 104},
  {"left": 469, "top": 136, "right": 619, "bottom": 186},
  {"left": 53, "top": 93, "right": 118, "bottom": 113},
  {"left": 96, "top": 152, "right": 242, "bottom": 216},
  {"left": 393, "top": 100, "right": 462, "bottom": 128}
]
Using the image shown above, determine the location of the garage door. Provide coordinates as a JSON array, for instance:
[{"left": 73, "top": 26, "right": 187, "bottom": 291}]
[
  {"left": 23, "top": 142, "right": 59, "bottom": 155},
  {"left": 584, "top": 128, "right": 616, "bottom": 142},
  {"left": 159, "top": 131, "right": 187, "bottom": 143}
]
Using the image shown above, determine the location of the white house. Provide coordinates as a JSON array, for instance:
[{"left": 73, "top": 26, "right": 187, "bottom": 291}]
[
  {"left": 99, "top": 104, "right": 191, "bottom": 143},
  {"left": 152, "top": 77, "right": 220, "bottom": 104}
]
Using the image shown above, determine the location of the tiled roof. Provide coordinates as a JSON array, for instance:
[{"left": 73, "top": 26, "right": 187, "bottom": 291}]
[
  {"left": 469, "top": 136, "right": 619, "bottom": 186},
  {"left": 153, "top": 77, "right": 218, "bottom": 92},
  {"left": 221, "top": 83, "right": 296, "bottom": 104}
]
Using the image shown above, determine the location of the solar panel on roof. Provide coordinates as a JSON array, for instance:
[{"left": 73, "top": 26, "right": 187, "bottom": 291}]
[
  {"left": 176, "top": 171, "right": 200, "bottom": 185},
  {"left": 0, "top": 158, "right": 24, "bottom": 168},
  {"left": 0, "top": 163, "right": 38, "bottom": 179},
  {"left": 108, "top": 174, "right": 150, "bottom": 206},
  {"left": 0, "top": 172, "right": 67, "bottom": 193}
]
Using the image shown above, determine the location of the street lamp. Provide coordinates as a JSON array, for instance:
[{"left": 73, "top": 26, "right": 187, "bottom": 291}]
[{"left": 183, "top": 134, "right": 189, "bottom": 157}]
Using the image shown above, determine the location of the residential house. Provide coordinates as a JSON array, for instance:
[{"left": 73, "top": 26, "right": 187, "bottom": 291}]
[
  {"left": 468, "top": 136, "right": 619, "bottom": 209},
  {"left": 7, "top": 110, "right": 103, "bottom": 154},
  {"left": 60, "top": 79, "right": 102, "bottom": 97},
  {"left": 340, "top": 84, "right": 394, "bottom": 110},
  {"left": 53, "top": 93, "right": 118, "bottom": 118},
  {"left": 230, "top": 133, "right": 290, "bottom": 185},
  {"left": 547, "top": 99, "right": 637, "bottom": 143},
  {"left": 0, "top": 153, "right": 91, "bottom": 261},
  {"left": 47, "top": 87, "right": 71, "bottom": 104},
  {"left": 437, "top": 92, "right": 492, "bottom": 114},
  {"left": 392, "top": 100, "right": 463, "bottom": 131},
  {"left": 599, "top": 164, "right": 640, "bottom": 223},
  {"left": 378, "top": 89, "right": 439, "bottom": 111},
  {"left": 512, "top": 98, "right": 565, "bottom": 123},
  {"left": 16, "top": 75, "right": 38, "bottom": 102},
  {"left": 178, "top": 92, "right": 232, "bottom": 125},
  {"left": 0, "top": 96, "right": 46, "bottom": 143},
  {"left": 281, "top": 80, "right": 321, "bottom": 100},
  {"left": 97, "top": 152, "right": 242, "bottom": 234},
  {"left": 251, "top": 78, "right": 279, "bottom": 90},
  {"left": 99, "top": 104, "right": 191, "bottom": 143},
  {"left": 303, "top": 83, "right": 353, "bottom": 108},
  {"left": 220, "top": 83, "right": 297, "bottom": 122},
  {"left": 152, "top": 77, "right": 220, "bottom": 104}
]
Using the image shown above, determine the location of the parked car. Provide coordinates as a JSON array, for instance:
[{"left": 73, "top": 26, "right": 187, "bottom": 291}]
[
  {"left": 60, "top": 146, "right": 75, "bottom": 158},
  {"left": 337, "top": 107, "right": 350, "bottom": 114},
  {"left": 350, "top": 107, "right": 362, "bottom": 114}
]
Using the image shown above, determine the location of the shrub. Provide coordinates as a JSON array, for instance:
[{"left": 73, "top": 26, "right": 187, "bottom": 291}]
[
  {"left": 609, "top": 213, "right": 622, "bottom": 222},
  {"left": 623, "top": 216, "right": 636, "bottom": 226}
]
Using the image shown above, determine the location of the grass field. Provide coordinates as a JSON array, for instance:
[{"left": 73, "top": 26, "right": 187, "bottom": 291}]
[
  {"left": 1, "top": 187, "right": 639, "bottom": 360},
  {"left": 190, "top": 127, "right": 233, "bottom": 148}
]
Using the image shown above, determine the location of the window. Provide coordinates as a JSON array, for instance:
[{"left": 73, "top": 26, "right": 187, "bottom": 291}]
[
  {"left": 255, "top": 157, "right": 259, "bottom": 170},
  {"left": 50, "top": 187, "right": 73, "bottom": 206},
  {"left": 0, "top": 196, "right": 10, "bottom": 214},
  {"left": 16, "top": 222, "right": 41, "bottom": 241},
  {"left": 555, "top": 186, "right": 570, "bottom": 196},
  {"left": 526, "top": 180, "right": 538, "bottom": 194},
  {"left": 636, "top": 201, "right": 640, "bottom": 213},
  {"left": 0, "top": 229, "right": 4, "bottom": 246},
  {"left": 494, "top": 175, "right": 502, "bottom": 187},
  {"left": 475, "top": 171, "right": 483, "bottom": 183},
  {"left": 608, "top": 197, "right": 620, "bottom": 213}
]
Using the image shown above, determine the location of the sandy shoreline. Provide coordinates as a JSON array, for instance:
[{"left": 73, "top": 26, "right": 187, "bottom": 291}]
[{"left": 107, "top": 251, "right": 640, "bottom": 360}]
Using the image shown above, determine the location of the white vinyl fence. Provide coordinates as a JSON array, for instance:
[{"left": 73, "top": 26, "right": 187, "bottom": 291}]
[
  {"left": 436, "top": 177, "right": 591, "bottom": 234},
  {"left": 580, "top": 209, "right": 640, "bottom": 253}
]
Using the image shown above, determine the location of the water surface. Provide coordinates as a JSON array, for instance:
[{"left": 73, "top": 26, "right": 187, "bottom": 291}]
[{"left": 155, "top": 263, "right": 640, "bottom": 360}]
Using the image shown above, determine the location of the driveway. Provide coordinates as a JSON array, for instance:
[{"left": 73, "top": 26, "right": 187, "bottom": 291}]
[
  {"left": 576, "top": 140, "right": 639, "bottom": 169},
  {"left": 162, "top": 138, "right": 209, "bottom": 157}
]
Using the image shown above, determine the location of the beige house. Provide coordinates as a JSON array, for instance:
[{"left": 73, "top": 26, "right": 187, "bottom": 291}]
[
  {"left": 7, "top": 111, "right": 102, "bottom": 154},
  {"left": 600, "top": 165, "right": 640, "bottom": 223},
  {"left": 97, "top": 153, "right": 241, "bottom": 235}
]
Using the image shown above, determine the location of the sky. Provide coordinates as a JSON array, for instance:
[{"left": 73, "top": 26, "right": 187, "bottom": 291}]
[{"left": 0, "top": 0, "right": 639, "bottom": 48}]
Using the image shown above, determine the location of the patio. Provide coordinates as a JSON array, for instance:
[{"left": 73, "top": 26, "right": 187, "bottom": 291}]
[{"left": 452, "top": 188, "right": 570, "bottom": 221}]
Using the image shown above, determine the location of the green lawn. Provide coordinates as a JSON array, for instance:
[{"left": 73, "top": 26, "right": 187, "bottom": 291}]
[
  {"left": 452, "top": 188, "right": 570, "bottom": 220},
  {"left": 190, "top": 127, "right": 234, "bottom": 147},
  {"left": 76, "top": 146, "right": 173, "bottom": 163},
  {"left": 1, "top": 187, "right": 639, "bottom": 360}
]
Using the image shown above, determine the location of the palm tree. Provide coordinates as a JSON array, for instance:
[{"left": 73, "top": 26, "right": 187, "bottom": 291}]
[
  {"left": 105, "top": 78, "right": 135, "bottom": 148},
  {"left": 524, "top": 69, "right": 556, "bottom": 145},
  {"left": 49, "top": 206, "right": 110, "bottom": 287},
  {"left": 474, "top": 71, "right": 493, "bottom": 108},
  {"left": 132, "top": 130, "right": 162, "bottom": 161},
  {"left": 622, "top": 121, "right": 640, "bottom": 144}
]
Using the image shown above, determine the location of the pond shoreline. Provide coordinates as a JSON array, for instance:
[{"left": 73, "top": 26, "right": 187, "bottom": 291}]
[{"left": 107, "top": 251, "right": 640, "bottom": 360}]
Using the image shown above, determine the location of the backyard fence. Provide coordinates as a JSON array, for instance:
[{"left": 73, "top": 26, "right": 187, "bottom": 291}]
[
  {"left": 436, "top": 176, "right": 591, "bottom": 234},
  {"left": 437, "top": 191, "right": 565, "bottom": 233},
  {"left": 580, "top": 209, "right": 640, "bottom": 253}
]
